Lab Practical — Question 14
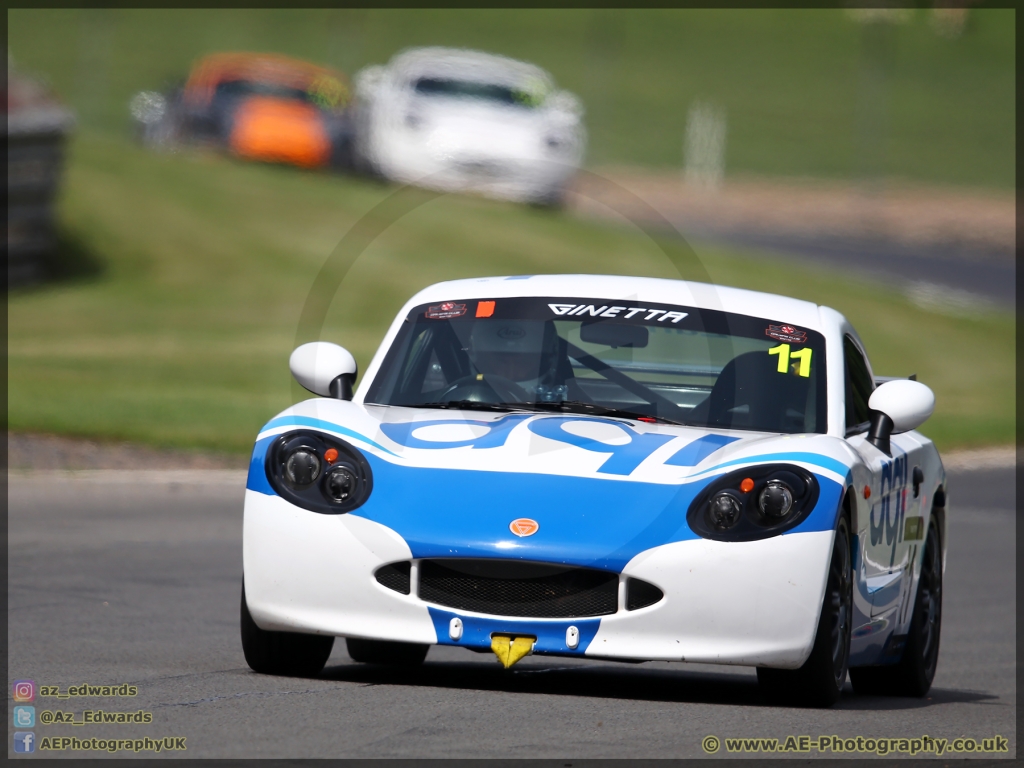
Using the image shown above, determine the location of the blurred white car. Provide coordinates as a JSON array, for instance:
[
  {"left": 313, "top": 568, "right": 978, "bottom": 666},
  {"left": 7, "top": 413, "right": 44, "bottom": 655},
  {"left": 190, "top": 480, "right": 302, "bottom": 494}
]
[{"left": 352, "top": 47, "right": 585, "bottom": 206}]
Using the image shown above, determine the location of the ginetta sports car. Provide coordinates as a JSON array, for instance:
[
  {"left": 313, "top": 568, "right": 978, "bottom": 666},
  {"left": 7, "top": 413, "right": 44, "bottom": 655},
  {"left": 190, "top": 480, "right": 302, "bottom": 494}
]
[
  {"left": 241, "top": 274, "right": 945, "bottom": 707},
  {"left": 351, "top": 47, "right": 585, "bottom": 205}
]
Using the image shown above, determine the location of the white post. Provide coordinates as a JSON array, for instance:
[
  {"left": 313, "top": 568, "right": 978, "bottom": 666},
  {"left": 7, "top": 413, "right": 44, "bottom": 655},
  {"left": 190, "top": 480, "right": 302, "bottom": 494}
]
[{"left": 683, "top": 101, "right": 727, "bottom": 190}]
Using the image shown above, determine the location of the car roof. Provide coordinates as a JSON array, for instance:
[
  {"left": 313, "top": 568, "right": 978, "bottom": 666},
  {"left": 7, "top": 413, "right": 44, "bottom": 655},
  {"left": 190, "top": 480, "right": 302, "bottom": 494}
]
[
  {"left": 406, "top": 274, "right": 828, "bottom": 331},
  {"left": 388, "top": 47, "right": 553, "bottom": 90},
  {"left": 184, "top": 52, "right": 348, "bottom": 106}
]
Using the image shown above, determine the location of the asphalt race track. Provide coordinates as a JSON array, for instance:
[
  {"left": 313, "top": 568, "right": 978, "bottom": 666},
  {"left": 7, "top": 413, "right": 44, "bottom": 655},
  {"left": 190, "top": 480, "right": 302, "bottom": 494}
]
[
  {"left": 7, "top": 466, "right": 1016, "bottom": 758},
  {"left": 694, "top": 230, "right": 1016, "bottom": 309}
]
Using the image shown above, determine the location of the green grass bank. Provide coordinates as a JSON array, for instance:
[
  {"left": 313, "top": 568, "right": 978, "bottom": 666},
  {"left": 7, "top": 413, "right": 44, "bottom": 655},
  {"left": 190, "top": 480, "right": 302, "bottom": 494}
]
[
  {"left": 8, "top": 8, "right": 1015, "bottom": 188},
  {"left": 8, "top": 134, "right": 1014, "bottom": 454}
]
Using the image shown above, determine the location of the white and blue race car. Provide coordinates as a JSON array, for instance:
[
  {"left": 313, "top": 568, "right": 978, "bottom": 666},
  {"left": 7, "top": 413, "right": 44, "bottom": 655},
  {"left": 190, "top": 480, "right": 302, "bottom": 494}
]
[{"left": 241, "top": 274, "right": 945, "bottom": 708}]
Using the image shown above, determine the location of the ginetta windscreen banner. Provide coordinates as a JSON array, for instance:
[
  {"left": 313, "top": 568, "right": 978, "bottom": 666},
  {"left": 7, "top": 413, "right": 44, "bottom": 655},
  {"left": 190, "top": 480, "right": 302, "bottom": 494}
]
[{"left": 412, "top": 296, "right": 821, "bottom": 344}]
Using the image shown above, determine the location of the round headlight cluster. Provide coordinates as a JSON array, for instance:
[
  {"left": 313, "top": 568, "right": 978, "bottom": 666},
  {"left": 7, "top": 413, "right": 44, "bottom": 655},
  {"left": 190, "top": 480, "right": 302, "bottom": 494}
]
[
  {"left": 267, "top": 431, "right": 373, "bottom": 514},
  {"left": 324, "top": 464, "right": 358, "bottom": 503},
  {"left": 687, "top": 465, "right": 819, "bottom": 542},
  {"left": 708, "top": 492, "right": 742, "bottom": 529},
  {"left": 285, "top": 448, "right": 321, "bottom": 487},
  {"left": 759, "top": 480, "right": 794, "bottom": 519}
]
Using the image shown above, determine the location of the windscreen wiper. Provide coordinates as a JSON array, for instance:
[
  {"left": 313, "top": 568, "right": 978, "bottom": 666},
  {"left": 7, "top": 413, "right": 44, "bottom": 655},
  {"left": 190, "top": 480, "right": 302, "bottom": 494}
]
[{"left": 502, "top": 400, "right": 689, "bottom": 426}]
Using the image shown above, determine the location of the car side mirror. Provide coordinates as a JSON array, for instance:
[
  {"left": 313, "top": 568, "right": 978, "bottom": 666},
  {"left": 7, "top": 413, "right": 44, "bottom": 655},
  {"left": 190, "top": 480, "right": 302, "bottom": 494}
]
[
  {"left": 289, "top": 342, "right": 357, "bottom": 400},
  {"left": 865, "top": 379, "right": 935, "bottom": 455}
]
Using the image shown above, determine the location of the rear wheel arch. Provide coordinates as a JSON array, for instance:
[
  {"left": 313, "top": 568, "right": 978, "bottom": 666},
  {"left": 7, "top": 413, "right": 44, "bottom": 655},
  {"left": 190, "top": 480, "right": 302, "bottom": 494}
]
[
  {"left": 837, "top": 485, "right": 857, "bottom": 574},
  {"left": 841, "top": 485, "right": 855, "bottom": 534}
]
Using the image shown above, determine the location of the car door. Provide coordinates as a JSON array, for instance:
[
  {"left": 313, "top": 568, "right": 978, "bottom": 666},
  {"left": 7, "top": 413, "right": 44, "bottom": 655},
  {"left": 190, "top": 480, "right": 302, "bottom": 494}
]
[{"left": 843, "top": 335, "right": 920, "bottom": 619}]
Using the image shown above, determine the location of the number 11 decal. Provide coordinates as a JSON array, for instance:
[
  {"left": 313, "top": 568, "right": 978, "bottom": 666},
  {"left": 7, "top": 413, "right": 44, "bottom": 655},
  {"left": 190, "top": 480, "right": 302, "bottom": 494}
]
[{"left": 768, "top": 343, "right": 812, "bottom": 377}]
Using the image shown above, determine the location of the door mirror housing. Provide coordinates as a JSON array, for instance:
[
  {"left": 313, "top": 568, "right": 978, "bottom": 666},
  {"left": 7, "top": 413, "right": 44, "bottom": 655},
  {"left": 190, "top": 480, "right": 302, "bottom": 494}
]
[
  {"left": 865, "top": 379, "right": 935, "bottom": 454},
  {"left": 290, "top": 342, "right": 357, "bottom": 400}
]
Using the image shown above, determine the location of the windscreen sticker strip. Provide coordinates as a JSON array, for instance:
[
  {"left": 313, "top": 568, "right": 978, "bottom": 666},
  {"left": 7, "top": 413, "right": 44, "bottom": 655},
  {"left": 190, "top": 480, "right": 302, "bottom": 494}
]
[
  {"left": 766, "top": 324, "right": 807, "bottom": 343},
  {"left": 425, "top": 302, "right": 467, "bottom": 319},
  {"left": 548, "top": 303, "right": 689, "bottom": 322}
]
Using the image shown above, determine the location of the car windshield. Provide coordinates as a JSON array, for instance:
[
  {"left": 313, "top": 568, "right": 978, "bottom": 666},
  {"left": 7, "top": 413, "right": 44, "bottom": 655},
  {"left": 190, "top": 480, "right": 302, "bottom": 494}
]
[
  {"left": 214, "top": 78, "right": 348, "bottom": 110},
  {"left": 216, "top": 79, "right": 309, "bottom": 101},
  {"left": 365, "top": 297, "right": 828, "bottom": 434},
  {"left": 412, "top": 77, "right": 542, "bottom": 108}
]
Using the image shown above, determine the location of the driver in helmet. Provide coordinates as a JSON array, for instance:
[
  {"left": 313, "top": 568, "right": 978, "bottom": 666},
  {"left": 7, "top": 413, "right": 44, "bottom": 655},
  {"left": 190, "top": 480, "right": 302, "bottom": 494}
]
[{"left": 466, "top": 320, "right": 570, "bottom": 402}]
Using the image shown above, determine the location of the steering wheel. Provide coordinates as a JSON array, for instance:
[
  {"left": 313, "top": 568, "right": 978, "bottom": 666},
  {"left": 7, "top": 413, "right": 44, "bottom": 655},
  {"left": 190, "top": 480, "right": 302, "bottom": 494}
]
[{"left": 438, "top": 375, "right": 529, "bottom": 404}]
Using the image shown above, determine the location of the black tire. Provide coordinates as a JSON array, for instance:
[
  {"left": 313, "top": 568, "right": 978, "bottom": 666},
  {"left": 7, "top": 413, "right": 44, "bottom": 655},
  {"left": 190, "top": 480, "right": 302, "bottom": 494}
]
[
  {"left": 240, "top": 583, "right": 334, "bottom": 677},
  {"left": 757, "top": 514, "right": 853, "bottom": 708},
  {"left": 346, "top": 638, "right": 429, "bottom": 666},
  {"left": 849, "top": 523, "right": 942, "bottom": 697},
  {"left": 527, "top": 187, "right": 566, "bottom": 210}
]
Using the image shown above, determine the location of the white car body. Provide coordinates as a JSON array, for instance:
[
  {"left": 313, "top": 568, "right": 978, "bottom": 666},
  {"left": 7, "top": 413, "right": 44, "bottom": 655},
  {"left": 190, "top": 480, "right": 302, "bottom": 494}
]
[
  {"left": 352, "top": 47, "right": 585, "bottom": 204},
  {"left": 243, "top": 274, "right": 946, "bottom": 672}
]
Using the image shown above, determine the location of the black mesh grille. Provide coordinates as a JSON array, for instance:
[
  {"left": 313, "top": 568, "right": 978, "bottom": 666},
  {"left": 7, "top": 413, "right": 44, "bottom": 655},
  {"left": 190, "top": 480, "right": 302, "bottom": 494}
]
[
  {"left": 626, "top": 577, "right": 664, "bottom": 611},
  {"left": 375, "top": 562, "right": 411, "bottom": 595},
  {"left": 418, "top": 559, "right": 618, "bottom": 618}
]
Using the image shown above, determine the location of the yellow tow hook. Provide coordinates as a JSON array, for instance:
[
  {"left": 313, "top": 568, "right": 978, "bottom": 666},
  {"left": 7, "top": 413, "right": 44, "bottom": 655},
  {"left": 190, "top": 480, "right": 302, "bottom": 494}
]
[{"left": 490, "top": 634, "right": 536, "bottom": 669}]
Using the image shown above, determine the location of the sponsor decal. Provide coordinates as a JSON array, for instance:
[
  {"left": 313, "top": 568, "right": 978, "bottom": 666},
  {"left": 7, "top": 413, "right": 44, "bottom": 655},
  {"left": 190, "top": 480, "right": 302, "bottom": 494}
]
[
  {"left": 382, "top": 415, "right": 729, "bottom": 476},
  {"left": 869, "top": 453, "right": 909, "bottom": 568},
  {"left": 527, "top": 417, "right": 675, "bottom": 475},
  {"left": 378, "top": 414, "right": 533, "bottom": 450},
  {"left": 475, "top": 300, "right": 496, "bottom": 318},
  {"left": 509, "top": 518, "right": 539, "bottom": 537},
  {"left": 766, "top": 324, "right": 807, "bottom": 343},
  {"left": 425, "top": 302, "right": 467, "bottom": 320},
  {"left": 497, "top": 325, "right": 526, "bottom": 340},
  {"left": 547, "top": 303, "right": 688, "bottom": 323}
]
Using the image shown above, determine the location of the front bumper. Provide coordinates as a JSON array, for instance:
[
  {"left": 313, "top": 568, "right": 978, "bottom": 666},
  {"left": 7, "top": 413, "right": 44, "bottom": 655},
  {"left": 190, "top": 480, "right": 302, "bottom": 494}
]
[
  {"left": 377, "top": 137, "right": 577, "bottom": 201},
  {"left": 243, "top": 490, "right": 833, "bottom": 668}
]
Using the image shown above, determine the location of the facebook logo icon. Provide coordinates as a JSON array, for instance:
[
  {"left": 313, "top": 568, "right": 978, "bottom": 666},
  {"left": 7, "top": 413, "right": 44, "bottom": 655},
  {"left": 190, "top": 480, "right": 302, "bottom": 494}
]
[{"left": 13, "top": 732, "right": 35, "bottom": 753}]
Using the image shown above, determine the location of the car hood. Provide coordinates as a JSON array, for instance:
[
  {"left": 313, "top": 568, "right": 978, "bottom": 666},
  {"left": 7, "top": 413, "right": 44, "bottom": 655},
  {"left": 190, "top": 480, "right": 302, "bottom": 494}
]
[
  {"left": 404, "top": 99, "right": 574, "bottom": 158},
  {"left": 247, "top": 400, "right": 851, "bottom": 572}
]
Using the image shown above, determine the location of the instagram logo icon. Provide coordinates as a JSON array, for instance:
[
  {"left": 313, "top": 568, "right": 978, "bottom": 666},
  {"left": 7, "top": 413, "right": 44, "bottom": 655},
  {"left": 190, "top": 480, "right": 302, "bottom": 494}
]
[{"left": 12, "top": 680, "right": 35, "bottom": 703}]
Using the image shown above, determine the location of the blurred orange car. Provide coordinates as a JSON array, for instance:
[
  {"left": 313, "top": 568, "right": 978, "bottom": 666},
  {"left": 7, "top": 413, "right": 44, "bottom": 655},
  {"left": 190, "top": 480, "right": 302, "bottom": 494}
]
[{"left": 131, "top": 52, "right": 355, "bottom": 169}]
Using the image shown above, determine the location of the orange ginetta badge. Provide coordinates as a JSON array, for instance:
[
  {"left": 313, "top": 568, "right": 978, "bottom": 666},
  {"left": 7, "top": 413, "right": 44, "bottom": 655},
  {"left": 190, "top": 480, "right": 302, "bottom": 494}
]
[{"left": 509, "top": 518, "right": 539, "bottom": 537}]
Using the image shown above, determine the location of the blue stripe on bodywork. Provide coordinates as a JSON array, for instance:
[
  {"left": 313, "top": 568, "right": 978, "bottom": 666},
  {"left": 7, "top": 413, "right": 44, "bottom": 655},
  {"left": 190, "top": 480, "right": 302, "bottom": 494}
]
[
  {"left": 427, "top": 607, "right": 600, "bottom": 654},
  {"left": 698, "top": 452, "right": 852, "bottom": 482},
  {"left": 526, "top": 417, "right": 676, "bottom": 475},
  {"left": 379, "top": 415, "right": 532, "bottom": 450},
  {"left": 664, "top": 434, "right": 740, "bottom": 466},
  {"left": 260, "top": 416, "right": 397, "bottom": 456},
  {"left": 247, "top": 435, "right": 276, "bottom": 496},
  {"left": 246, "top": 427, "right": 848, "bottom": 572},
  {"left": 360, "top": 458, "right": 705, "bottom": 572},
  {"left": 328, "top": 457, "right": 842, "bottom": 572}
]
